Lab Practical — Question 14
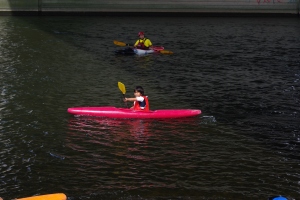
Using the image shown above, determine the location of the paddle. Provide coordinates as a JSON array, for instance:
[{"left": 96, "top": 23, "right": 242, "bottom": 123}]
[
  {"left": 114, "top": 40, "right": 132, "bottom": 47},
  {"left": 113, "top": 40, "right": 173, "bottom": 54},
  {"left": 118, "top": 82, "right": 128, "bottom": 107},
  {"left": 160, "top": 50, "right": 173, "bottom": 54}
]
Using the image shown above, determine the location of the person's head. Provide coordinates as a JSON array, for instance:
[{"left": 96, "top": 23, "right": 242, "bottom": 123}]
[
  {"left": 138, "top": 32, "right": 145, "bottom": 39},
  {"left": 134, "top": 86, "right": 144, "bottom": 97}
]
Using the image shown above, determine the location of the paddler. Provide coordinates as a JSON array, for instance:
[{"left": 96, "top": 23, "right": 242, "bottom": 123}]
[
  {"left": 124, "top": 86, "right": 149, "bottom": 111},
  {"left": 134, "top": 32, "right": 153, "bottom": 50}
]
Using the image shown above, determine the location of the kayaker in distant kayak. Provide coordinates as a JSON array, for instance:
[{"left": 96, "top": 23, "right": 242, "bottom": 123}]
[
  {"left": 124, "top": 86, "right": 149, "bottom": 111},
  {"left": 134, "top": 32, "right": 152, "bottom": 50}
]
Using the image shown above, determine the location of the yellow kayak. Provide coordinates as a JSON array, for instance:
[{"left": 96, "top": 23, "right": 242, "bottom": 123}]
[{"left": 16, "top": 193, "right": 66, "bottom": 200}]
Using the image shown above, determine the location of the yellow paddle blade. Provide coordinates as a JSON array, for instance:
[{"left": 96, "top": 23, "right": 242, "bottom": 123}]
[
  {"left": 118, "top": 82, "right": 126, "bottom": 94},
  {"left": 16, "top": 193, "right": 67, "bottom": 200},
  {"left": 160, "top": 50, "right": 173, "bottom": 54},
  {"left": 113, "top": 40, "right": 127, "bottom": 47}
]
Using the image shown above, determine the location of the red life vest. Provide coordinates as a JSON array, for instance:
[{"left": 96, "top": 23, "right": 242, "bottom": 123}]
[
  {"left": 136, "top": 38, "right": 149, "bottom": 50},
  {"left": 133, "top": 96, "right": 149, "bottom": 111}
]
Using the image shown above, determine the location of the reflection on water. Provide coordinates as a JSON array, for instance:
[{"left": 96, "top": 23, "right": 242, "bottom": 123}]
[
  {"left": 65, "top": 116, "right": 208, "bottom": 197},
  {"left": 67, "top": 116, "right": 201, "bottom": 150}
]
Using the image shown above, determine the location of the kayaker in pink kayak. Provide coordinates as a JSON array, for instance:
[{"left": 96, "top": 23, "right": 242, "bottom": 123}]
[
  {"left": 134, "top": 32, "right": 152, "bottom": 50},
  {"left": 124, "top": 86, "right": 150, "bottom": 111}
]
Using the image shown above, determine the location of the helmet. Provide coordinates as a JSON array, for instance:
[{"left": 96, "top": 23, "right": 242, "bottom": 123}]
[{"left": 138, "top": 32, "right": 144, "bottom": 36}]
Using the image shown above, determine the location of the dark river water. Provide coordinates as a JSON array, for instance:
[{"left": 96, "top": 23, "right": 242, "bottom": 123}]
[{"left": 0, "top": 16, "right": 299, "bottom": 200}]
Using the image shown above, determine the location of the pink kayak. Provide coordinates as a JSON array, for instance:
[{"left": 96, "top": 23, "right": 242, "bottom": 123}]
[
  {"left": 153, "top": 46, "right": 164, "bottom": 51},
  {"left": 67, "top": 106, "right": 201, "bottom": 119}
]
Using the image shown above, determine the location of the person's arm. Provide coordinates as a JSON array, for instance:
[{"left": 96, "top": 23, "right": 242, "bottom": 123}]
[
  {"left": 124, "top": 97, "right": 136, "bottom": 109},
  {"left": 134, "top": 40, "right": 139, "bottom": 47},
  {"left": 145, "top": 39, "right": 152, "bottom": 48},
  {"left": 124, "top": 97, "right": 137, "bottom": 102},
  {"left": 124, "top": 96, "right": 144, "bottom": 102}
]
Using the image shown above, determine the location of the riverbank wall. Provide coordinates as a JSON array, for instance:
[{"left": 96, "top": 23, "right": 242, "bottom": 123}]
[{"left": 0, "top": 0, "right": 299, "bottom": 16}]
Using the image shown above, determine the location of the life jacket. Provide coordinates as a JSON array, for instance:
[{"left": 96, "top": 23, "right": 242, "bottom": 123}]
[
  {"left": 136, "top": 38, "right": 150, "bottom": 50},
  {"left": 133, "top": 96, "right": 149, "bottom": 111}
]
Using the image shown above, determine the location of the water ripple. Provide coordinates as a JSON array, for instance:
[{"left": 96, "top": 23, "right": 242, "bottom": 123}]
[{"left": 0, "top": 16, "right": 299, "bottom": 199}]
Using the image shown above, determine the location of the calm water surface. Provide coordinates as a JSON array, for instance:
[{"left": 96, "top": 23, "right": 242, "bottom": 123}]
[{"left": 0, "top": 16, "right": 299, "bottom": 199}]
